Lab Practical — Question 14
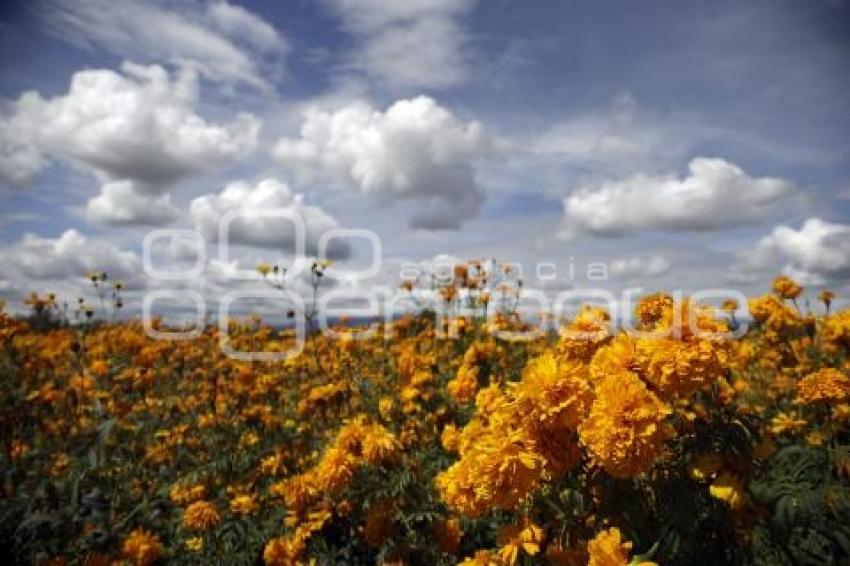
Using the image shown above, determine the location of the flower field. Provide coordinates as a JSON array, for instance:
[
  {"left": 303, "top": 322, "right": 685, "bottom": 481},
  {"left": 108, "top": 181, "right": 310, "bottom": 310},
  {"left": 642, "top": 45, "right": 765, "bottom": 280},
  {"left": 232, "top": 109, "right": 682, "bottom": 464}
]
[{"left": 1, "top": 275, "right": 850, "bottom": 565}]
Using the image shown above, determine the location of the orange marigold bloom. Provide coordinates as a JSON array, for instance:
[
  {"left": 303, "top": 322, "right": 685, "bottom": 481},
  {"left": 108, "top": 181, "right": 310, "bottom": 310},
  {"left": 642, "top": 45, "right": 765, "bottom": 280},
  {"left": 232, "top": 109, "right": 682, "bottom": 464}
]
[
  {"left": 314, "top": 446, "right": 357, "bottom": 492},
  {"left": 588, "top": 527, "right": 655, "bottom": 566},
  {"left": 230, "top": 493, "right": 258, "bottom": 516},
  {"left": 772, "top": 275, "right": 802, "bottom": 300},
  {"left": 436, "top": 428, "right": 545, "bottom": 516},
  {"left": 512, "top": 353, "right": 593, "bottom": 430},
  {"left": 441, "top": 423, "right": 461, "bottom": 453},
  {"left": 635, "top": 292, "right": 674, "bottom": 328},
  {"left": 263, "top": 535, "right": 306, "bottom": 565},
  {"left": 770, "top": 411, "right": 807, "bottom": 436},
  {"left": 497, "top": 520, "right": 544, "bottom": 565},
  {"left": 796, "top": 368, "right": 850, "bottom": 404},
  {"left": 557, "top": 305, "right": 612, "bottom": 362},
  {"left": 183, "top": 500, "right": 221, "bottom": 531},
  {"left": 579, "top": 372, "right": 671, "bottom": 478},
  {"left": 447, "top": 363, "right": 480, "bottom": 403},
  {"left": 121, "top": 528, "right": 162, "bottom": 566},
  {"left": 360, "top": 424, "right": 401, "bottom": 465}
]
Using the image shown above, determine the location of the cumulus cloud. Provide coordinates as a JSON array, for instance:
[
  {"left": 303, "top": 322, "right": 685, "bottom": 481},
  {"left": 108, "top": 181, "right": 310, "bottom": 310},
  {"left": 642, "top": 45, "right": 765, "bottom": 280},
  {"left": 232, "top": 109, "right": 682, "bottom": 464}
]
[
  {"left": 0, "top": 115, "right": 44, "bottom": 186},
  {"left": 0, "top": 61, "right": 260, "bottom": 224},
  {"left": 609, "top": 255, "right": 671, "bottom": 280},
  {"left": 86, "top": 181, "right": 179, "bottom": 225},
  {"left": 560, "top": 157, "right": 797, "bottom": 239},
  {"left": 530, "top": 95, "right": 701, "bottom": 175},
  {"left": 38, "top": 0, "right": 287, "bottom": 90},
  {"left": 323, "top": 0, "right": 475, "bottom": 89},
  {"left": 0, "top": 229, "right": 144, "bottom": 308},
  {"left": 739, "top": 218, "right": 850, "bottom": 285},
  {"left": 273, "top": 96, "right": 489, "bottom": 230},
  {"left": 190, "top": 178, "right": 349, "bottom": 257}
]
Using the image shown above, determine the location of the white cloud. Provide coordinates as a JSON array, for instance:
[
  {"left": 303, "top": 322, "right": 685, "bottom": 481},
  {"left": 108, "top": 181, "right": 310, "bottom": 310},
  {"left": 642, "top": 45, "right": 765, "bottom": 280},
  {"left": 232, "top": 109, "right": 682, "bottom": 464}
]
[
  {"left": 38, "top": 0, "right": 287, "bottom": 90},
  {"left": 206, "top": 1, "right": 283, "bottom": 53},
  {"left": 560, "top": 157, "right": 797, "bottom": 239},
  {"left": 0, "top": 61, "right": 260, "bottom": 224},
  {"left": 189, "top": 178, "right": 349, "bottom": 257},
  {"left": 86, "top": 181, "right": 179, "bottom": 225},
  {"left": 273, "top": 96, "right": 489, "bottom": 230},
  {"left": 530, "top": 95, "right": 697, "bottom": 175},
  {"left": 0, "top": 229, "right": 143, "bottom": 306},
  {"left": 323, "top": 0, "right": 475, "bottom": 89},
  {"left": 610, "top": 255, "right": 671, "bottom": 279},
  {"left": 0, "top": 115, "right": 44, "bottom": 186},
  {"left": 743, "top": 218, "right": 850, "bottom": 285}
]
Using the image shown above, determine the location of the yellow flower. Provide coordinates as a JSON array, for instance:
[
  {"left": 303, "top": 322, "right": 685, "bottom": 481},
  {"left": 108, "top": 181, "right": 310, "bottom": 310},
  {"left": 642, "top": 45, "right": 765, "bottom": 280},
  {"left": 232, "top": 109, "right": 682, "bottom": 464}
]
[
  {"left": 260, "top": 453, "right": 283, "bottom": 475},
  {"left": 635, "top": 292, "right": 675, "bottom": 328},
  {"left": 241, "top": 430, "right": 260, "bottom": 447},
  {"left": 833, "top": 404, "right": 850, "bottom": 423},
  {"left": 378, "top": 396, "right": 395, "bottom": 420},
  {"left": 587, "top": 527, "right": 637, "bottom": 566},
  {"left": 170, "top": 481, "right": 206, "bottom": 506},
  {"left": 770, "top": 411, "right": 807, "bottom": 436},
  {"left": 441, "top": 424, "right": 461, "bottom": 453},
  {"left": 579, "top": 372, "right": 671, "bottom": 478},
  {"left": 185, "top": 536, "right": 204, "bottom": 552},
  {"left": 795, "top": 368, "right": 850, "bottom": 405},
  {"left": 447, "top": 363, "right": 479, "bottom": 403},
  {"left": 772, "top": 275, "right": 802, "bottom": 300},
  {"left": 263, "top": 535, "right": 305, "bottom": 565},
  {"left": 360, "top": 424, "right": 401, "bottom": 465},
  {"left": 709, "top": 472, "right": 746, "bottom": 511},
  {"left": 497, "top": 520, "right": 544, "bottom": 565},
  {"left": 121, "top": 528, "right": 162, "bottom": 565},
  {"left": 513, "top": 352, "right": 593, "bottom": 431},
  {"left": 256, "top": 263, "right": 272, "bottom": 277},
  {"left": 183, "top": 500, "right": 221, "bottom": 531},
  {"left": 230, "top": 493, "right": 258, "bottom": 516}
]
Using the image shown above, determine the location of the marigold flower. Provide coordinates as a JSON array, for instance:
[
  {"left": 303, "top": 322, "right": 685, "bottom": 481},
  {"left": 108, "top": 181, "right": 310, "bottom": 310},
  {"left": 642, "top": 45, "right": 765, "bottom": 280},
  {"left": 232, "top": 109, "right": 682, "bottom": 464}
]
[
  {"left": 263, "top": 535, "right": 305, "bottom": 565},
  {"left": 512, "top": 352, "right": 593, "bottom": 430},
  {"left": 772, "top": 275, "right": 802, "bottom": 300},
  {"left": 635, "top": 292, "right": 675, "bottom": 328},
  {"left": 447, "top": 363, "right": 479, "bottom": 403},
  {"left": 183, "top": 500, "right": 221, "bottom": 531},
  {"left": 121, "top": 528, "right": 162, "bottom": 566},
  {"left": 441, "top": 424, "right": 461, "bottom": 453},
  {"left": 795, "top": 368, "right": 850, "bottom": 405},
  {"left": 230, "top": 493, "right": 258, "bottom": 516},
  {"left": 587, "top": 527, "right": 633, "bottom": 566},
  {"left": 579, "top": 372, "right": 671, "bottom": 478},
  {"left": 497, "top": 520, "right": 544, "bottom": 565}
]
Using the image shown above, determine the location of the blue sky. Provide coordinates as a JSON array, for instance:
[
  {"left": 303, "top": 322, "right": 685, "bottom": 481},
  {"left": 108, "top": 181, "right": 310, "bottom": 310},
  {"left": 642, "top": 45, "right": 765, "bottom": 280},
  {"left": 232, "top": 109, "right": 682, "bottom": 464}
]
[{"left": 1, "top": 0, "right": 849, "bottom": 317}]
